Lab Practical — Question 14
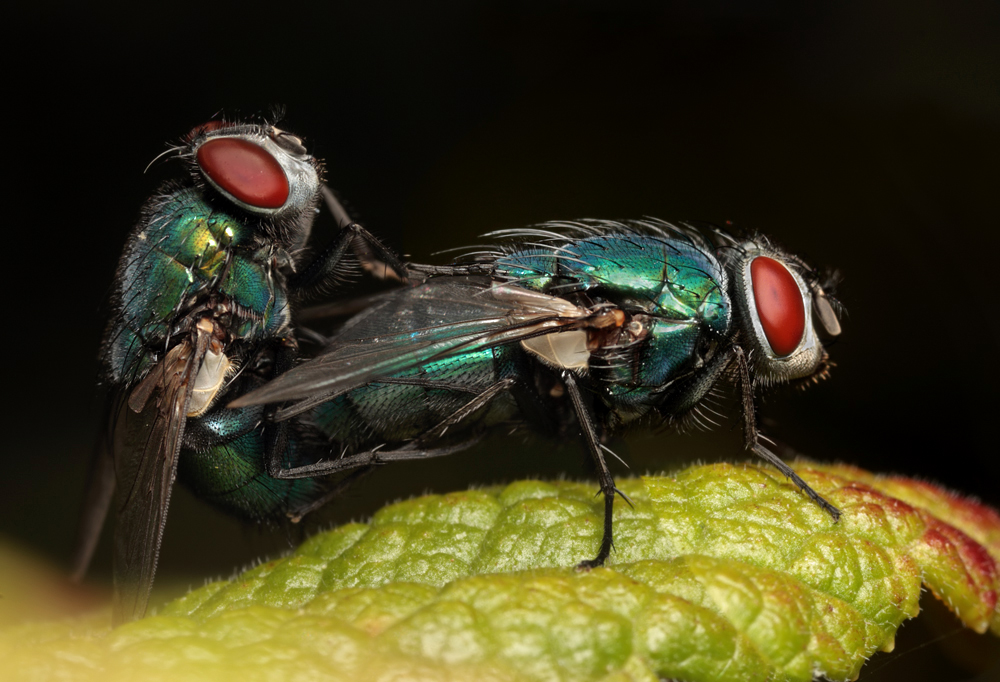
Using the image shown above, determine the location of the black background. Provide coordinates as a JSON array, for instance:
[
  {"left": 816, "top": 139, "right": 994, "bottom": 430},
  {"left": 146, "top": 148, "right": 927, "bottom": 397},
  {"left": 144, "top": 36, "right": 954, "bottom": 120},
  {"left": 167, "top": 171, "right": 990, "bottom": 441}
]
[{"left": 5, "top": 2, "right": 1000, "bottom": 679}]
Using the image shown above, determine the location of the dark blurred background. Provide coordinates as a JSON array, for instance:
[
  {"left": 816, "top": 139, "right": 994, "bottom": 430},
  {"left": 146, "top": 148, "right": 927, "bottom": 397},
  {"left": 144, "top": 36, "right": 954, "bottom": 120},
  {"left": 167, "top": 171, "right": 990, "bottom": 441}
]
[{"left": 5, "top": 1, "right": 999, "bottom": 678}]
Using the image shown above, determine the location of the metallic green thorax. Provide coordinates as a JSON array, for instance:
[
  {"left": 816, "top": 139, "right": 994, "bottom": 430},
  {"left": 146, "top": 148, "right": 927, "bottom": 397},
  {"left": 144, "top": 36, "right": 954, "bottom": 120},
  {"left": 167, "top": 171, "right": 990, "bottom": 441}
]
[
  {"left": 495, "top": 234, "right": 731, "bottom": 418},
  {"left": 105, "top": 187, "right": 290, "bottom": 384},
  {"left": 495, "top": 234, "right": 729, "bottom": 329}
]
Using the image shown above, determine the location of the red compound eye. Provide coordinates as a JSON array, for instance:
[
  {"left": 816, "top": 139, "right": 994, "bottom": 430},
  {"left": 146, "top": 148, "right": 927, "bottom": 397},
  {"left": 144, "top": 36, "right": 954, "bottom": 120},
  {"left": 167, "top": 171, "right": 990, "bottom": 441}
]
[
  {"left": 196, "top": 137, "right": 289, "bottom": 209},
  {"left": 750, "top": 257, "right": 805, "bottom": 357}
]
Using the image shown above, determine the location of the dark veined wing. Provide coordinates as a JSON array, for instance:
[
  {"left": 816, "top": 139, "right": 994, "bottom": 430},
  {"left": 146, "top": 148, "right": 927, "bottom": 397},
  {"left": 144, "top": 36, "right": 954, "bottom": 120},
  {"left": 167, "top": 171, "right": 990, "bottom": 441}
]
[
  {"left": 110, "top": 323, "right": 212, "bottom": 625},
  {"left": 231, "top": 277, "right": 593, "bottom": 419}
]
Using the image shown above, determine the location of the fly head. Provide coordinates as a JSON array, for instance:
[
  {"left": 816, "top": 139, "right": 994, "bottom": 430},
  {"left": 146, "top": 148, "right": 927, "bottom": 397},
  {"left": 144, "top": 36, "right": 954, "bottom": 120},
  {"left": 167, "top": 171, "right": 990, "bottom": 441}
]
[
  {"left": 184, "top": 120, "right": 323, "bottom": 248},
  {"left": 728, "top": 239, "right": 842, "bottom": 387}
]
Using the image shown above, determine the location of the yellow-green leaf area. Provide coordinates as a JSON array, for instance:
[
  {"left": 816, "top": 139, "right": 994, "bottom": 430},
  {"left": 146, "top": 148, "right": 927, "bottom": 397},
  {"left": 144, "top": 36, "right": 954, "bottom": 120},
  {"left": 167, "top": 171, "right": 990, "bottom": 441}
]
[{"left": 3, "top": 461, "right": 998, "bottom": 682}]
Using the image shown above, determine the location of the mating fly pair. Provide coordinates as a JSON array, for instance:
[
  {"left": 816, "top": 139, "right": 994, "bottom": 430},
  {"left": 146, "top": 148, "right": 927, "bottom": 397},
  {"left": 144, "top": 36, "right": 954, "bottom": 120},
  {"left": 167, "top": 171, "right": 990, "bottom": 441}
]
[{"left": 77, "top": 119, "right": 844, "bottom": 625}]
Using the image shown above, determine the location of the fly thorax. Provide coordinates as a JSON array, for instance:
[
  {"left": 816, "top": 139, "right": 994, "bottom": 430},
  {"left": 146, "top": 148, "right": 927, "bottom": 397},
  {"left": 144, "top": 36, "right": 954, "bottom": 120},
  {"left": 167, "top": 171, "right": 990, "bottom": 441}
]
[
  {"left": 215, "top": 251, "right": 290, "bottom": 341},
  {"left": 732, "top": 243, "right": 835, "bottom": 384}
]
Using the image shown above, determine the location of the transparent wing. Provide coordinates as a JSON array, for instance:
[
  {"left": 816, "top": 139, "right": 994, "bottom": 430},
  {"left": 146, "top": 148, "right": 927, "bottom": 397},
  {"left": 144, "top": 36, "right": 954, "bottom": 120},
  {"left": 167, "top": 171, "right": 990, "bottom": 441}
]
[
  {"left": 232, "top": 277, "right": 591, "bottom": 419},
  {"left": 110, "top": 329, "right": 209, "bottom": 624}
]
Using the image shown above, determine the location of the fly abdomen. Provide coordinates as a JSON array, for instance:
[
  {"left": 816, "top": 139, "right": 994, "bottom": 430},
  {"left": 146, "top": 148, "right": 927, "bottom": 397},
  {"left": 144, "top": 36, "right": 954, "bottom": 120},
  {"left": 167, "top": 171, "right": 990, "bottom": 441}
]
[
  {"left": 180, "top": 401, "right": 325, "bottom": 521},
  {"left": 310, "top": 346, "right": 522, "bottom": 449}
]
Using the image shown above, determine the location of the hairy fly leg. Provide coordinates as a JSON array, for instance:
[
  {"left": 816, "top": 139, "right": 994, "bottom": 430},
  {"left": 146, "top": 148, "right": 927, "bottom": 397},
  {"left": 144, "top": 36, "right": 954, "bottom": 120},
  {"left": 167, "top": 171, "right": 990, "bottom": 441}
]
[
  {"left": 409, "top": 377, "right": 517, "bottom": 442},
  {"left": 265, "top": 439, "right": 479, "bottom": 479},
  {"left": 290, "top": 189, "right": 408, "bottom": 293},
  {"left": 319, "top": 187, "right": 406, "bottom": 282},
  {"left": 263, "top": 377, "right": 517, "bottom": 518},
  {"left": 264, "top": 378, "right": 517, "bottom": 484},
  {"left": 733, "top": 345, "right": 841, "bottom": 521},
  {"left": 563, "top": 372, "right": 629, "bottom": 570}
]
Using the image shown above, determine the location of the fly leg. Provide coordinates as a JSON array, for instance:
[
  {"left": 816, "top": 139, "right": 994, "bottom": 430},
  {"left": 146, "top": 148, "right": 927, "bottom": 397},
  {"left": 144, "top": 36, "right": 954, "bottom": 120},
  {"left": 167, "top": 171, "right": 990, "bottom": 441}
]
[
  {"left": 563, "top": 372, "right": 625, "bottom": 570},
  {"left": 411, "top": 378, "right": 516, "bottom": 443},
  {"left": 267, "top": 437, "right": 480, "bottom": 522},
  {"left": 265, "top": 439, "right": 479, "bottom": 479},
  {"left": 290, "top": 220, "right": 408, "bottom": 292},
  {"left": 319, "top": 186, "right": 405, "bottom": 282},
  {"left": 266, "top": 379, "right": 513, "bottom": 482},
  {"left": 290, "top": 187, "right": 407, "bottom": 292},
  {"left": 319, "top": 184, "right": 353, "bottom": 227},
  {"left": 288, "top": 223, "right": 406, "bottom": 293},
  {"left": 733, "top": 346, "right": 841, "bottom": 521}
]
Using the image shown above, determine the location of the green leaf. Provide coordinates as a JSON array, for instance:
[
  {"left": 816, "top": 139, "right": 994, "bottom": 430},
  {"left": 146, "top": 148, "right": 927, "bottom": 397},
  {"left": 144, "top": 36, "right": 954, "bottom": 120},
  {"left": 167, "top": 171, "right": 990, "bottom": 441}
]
[{"left": 3, "top": 461, "right": 998, "bottom": 681}]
